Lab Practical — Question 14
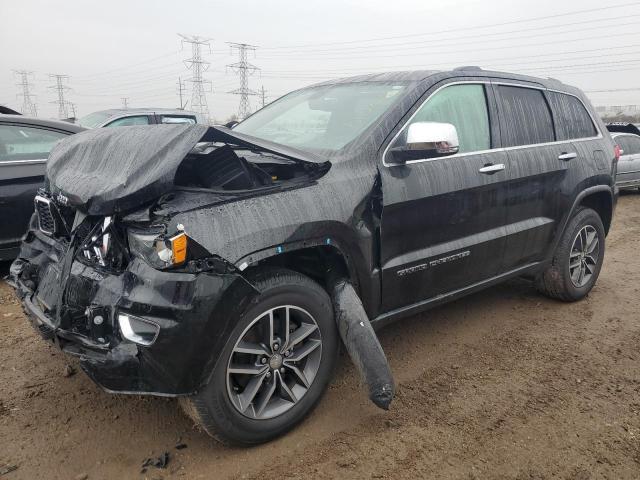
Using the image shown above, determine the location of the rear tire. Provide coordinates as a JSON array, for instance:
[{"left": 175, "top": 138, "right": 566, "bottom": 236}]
[
  {"left": 535, "top": 207, "right": 605, "bottom": 301},
  {"left": 181, "top": 268, "right": 338, "bottom": 445}
]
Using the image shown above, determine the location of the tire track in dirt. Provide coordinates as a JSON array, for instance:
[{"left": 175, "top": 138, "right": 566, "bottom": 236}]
[{"left": 0, "top": 194, "right": 639, "bottom": 480}]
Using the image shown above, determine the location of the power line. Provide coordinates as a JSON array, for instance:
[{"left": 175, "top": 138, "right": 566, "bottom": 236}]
[
  {"left": 586, "top": 87, "right": 640, "bottom": 93},
  {"left": 73, "top": 51, "right": 181, "bottom": 80},
  {"left": 227, "top": 42, "right": 260, "bottom": 119},
  {"left": 261, "top": 1, "right": 640, "bottom": 50},
  {"left": 48, "top": 74, "right": 72, "bottom": 119},
  {"left": 179, "top": 33, "right": 213, "bottom": 120},
  {"left": 258, "top": 30, "right": 640, "bottom": 64},
  {"left": 13, "top": 70, "right": 38, "bottom": 116},
  {"left": 256, "top": 47, "right": 640, "bottom": 76},
  {"left": 259, "top": 20, "right": 640, "bottom": 59}
]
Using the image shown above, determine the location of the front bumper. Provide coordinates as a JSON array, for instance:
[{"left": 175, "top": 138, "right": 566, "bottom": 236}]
[{"left": 11, "top": 229, "right": 257, "bottom": 396}]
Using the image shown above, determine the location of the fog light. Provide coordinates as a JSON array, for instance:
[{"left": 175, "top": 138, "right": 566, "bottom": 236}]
[{"left": 118, "top": 313, "right": 159, "bottom": 346}]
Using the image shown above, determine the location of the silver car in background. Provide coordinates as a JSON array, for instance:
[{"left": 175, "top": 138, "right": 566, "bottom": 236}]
[
  {"left": 77, "top": 108, "right": 206, "bottom": 128},
  {"left": 607, "top": 123, "right": 640, "bottom": 190}
]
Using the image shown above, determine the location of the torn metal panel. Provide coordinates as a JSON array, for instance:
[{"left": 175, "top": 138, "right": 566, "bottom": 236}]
[
  {"left": 330, "top": 275, "right": 394, "bottom": 410},
  {"left": 46, "top": 124, "right": 326, "bottom": 216}
]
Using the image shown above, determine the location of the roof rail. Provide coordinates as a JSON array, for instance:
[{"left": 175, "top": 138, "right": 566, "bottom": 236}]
[{"left": 453, "top": 66, "right": 483, "bottom": 71}]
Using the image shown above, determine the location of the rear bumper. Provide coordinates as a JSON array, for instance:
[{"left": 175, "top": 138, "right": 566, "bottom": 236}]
[{"left": 11, "top": 230, "right": 257, "bottom": 396}]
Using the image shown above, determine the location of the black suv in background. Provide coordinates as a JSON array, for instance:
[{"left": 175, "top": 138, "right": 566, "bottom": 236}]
[
  {"left": 10, "top": 68, "right": 617, "bottom": 445},
  {"left": 0, "top": 115, "right": 84, "bottom": 260}
]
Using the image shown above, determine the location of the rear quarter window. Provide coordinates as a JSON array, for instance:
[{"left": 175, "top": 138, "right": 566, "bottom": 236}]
[
  {"left": 547, "top": 92, "right": 598, "bottom": 140},
  {"left": 497, "top": 85, "right": 555, "bottom": 147},
  {"left": 160, "top": 115, "right": 197, "bottom": 124}
]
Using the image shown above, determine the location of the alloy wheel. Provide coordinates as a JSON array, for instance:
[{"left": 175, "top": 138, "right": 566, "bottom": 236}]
[
  {"left": 569, "top": 225, "right": 600, "bottom": 288},
  {"left": 226, "top": 305, "right": 322, "bottom": 419}
]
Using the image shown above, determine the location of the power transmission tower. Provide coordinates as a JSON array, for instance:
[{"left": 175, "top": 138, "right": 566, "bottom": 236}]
[
  {"left": 260, "top": 85, "right": 266, "bottom": 108},
  {"left": 14, "top": 70, "right": 38, "bottom": 116},
  {"left": 69, "top": 102, "right": 77, "bottom": 118},
  {"left": 48, "top": 74, "right": 72, "bottom": 119},
  {"left": 121, "top": 97, "right": 129, "bottom": 109},
  {"left": 177, "top": 77, "right": 187, "bottom": 109},
  {"left": 227, "top": 42, "right": 259, "bottom": 119},
  {"left": 179, "top": 34, "right": 212, "bottom": 120}
]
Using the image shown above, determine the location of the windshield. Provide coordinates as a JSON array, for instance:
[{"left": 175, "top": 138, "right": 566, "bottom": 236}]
[
  {"left": 234, "top": 82, "right": 408, "bottom": 151},
  {"left": 77, "top": 111, "right": 112, "bottom": 128}
]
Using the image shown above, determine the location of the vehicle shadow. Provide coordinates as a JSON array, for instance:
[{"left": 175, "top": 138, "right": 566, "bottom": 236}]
[
  {"left": 0, "top": 262, "right": 555, "bottom": 478},
  {"left": 44, "top": 276, "right": 539, "bottom": 478}
]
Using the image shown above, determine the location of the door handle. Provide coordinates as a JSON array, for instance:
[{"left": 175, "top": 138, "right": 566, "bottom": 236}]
[
  {"left": 479, "top": 163, "right": 505, "bottom": 174},
  {"left": 558, "top": 152, "right": 577, "bottom": 161}
]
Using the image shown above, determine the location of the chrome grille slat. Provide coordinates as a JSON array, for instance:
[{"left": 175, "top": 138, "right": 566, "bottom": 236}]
[{"left": 34, "top": 195, "right": 57, "bottom": 236}]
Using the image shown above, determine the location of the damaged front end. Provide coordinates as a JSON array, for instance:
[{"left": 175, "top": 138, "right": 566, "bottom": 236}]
[
  {"left": 10, "top": 124, "right": 327, "bottom": 395},
  {"left": 10, "top": 202, "right": 257, "bottom": 395}
]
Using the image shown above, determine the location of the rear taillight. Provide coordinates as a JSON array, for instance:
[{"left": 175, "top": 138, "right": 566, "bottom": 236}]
[{"left": 614, "top": 144, "right": 622, "bottom": 161}]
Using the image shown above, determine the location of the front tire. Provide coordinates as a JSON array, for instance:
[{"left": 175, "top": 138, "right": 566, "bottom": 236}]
[
  {"left": 182, "top": 268, "right": 338, "bottom": 445},
  {"left": 536, "top": 207, "right": 605, "bottom": 301}
]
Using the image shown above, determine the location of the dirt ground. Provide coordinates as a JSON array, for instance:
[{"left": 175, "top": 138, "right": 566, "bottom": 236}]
[{"left": 1, "top": 195, "right": 639, "bottom": 480}]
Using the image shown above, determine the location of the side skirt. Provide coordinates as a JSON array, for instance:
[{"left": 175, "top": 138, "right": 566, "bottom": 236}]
[{"left": 371, "top": 262, "right": 543, "bottom": 330}]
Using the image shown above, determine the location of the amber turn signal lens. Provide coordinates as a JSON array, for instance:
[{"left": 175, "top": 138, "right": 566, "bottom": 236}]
[{"left": 170, "top": 233, "right": 187, "bottom": 264}]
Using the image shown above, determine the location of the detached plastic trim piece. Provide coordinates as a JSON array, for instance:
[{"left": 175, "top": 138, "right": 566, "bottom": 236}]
[{"left": 118, "top": 313, "right": 160, "bottom": 346}]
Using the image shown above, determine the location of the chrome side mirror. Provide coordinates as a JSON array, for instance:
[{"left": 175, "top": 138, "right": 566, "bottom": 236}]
[{"left": 389, "top": 121, "right": 460, "bottom": 164}]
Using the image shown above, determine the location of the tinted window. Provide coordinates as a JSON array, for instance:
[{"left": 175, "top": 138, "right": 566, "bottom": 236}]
[
  {"left": 106, "top": 115, "right": 150, "bottom": 127},
  {"left": 626, "top": 135, "right": 640, "bottom": 155},
  {"left": 160, "top": 115, "right": 196, "bottom": 124},
  {"left": 400, "top": 84, "right": 490, "bottom": 154},
  {"left": 547, "top": 92, "right": 597, "bottom": 140},
  {"left": 616, "top": 135, "right": 640, "bottom": 156},
  {"left": 0, "top": 124, "right": 68, "bottom": 162},
  {"left": 498, "top": 86, "right": 554, "bottom": 147}
]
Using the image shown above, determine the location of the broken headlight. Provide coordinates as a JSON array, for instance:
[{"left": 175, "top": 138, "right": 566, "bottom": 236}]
[{"left": 127, "top": 228, "right": 188, "bottom": 269}]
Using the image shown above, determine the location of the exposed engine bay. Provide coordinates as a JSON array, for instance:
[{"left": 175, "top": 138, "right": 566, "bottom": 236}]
[{"left": 175, "top": 143, "right": 325, "bottom": 191}]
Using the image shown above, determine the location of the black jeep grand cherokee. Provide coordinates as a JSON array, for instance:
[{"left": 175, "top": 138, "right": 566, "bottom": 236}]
[{"left": 10, "top": 68, "right": 618, "bottom": 445}]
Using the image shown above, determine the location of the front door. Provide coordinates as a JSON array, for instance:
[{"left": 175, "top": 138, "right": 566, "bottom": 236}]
[{"left": 379, "top": 82, "right": 509, "bottom": 313}]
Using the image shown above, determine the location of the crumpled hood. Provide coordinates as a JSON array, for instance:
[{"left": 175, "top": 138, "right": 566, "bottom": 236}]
[{"left": 47, "top": 124, "right": 325, "bottom": 216}]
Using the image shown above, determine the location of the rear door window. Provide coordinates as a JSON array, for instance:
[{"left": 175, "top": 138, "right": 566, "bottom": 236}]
[
  {"left": 0, "top": 124, "right": 69, "bottom": 162},
  {"left": 105, "top": 115, "right": 151, "bottom": 127},
  {"left": 547, "top": 92, "right": 598, "bottom": 140},
  {"left": 497, "top": 85, "right": 555, "bottom": 147}
]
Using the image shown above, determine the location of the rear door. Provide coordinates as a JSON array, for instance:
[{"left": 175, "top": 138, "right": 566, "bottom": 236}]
[
  {"left": 379, "top": 81, "right": 510, "bottom": 313},
  {"left": 0, "top": 123, "right": 70, "bottom": 256},
  {"left": 494, "top": 83, "right": 575, "bottom": 269}
]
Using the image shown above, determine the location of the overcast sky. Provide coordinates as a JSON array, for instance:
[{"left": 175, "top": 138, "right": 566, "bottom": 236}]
[{"left": 1, "top": 0, "right": 639, "bottom": 121}]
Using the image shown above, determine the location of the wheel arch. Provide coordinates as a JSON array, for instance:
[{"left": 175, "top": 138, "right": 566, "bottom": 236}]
[
  {"left": 578, "top": 189, "right": 613, "bottom": 235},
  {"left": 547, "top": 185, "right": 613, "bottom": 265},
  {"left": 239, "top": 240, "right": 360, "bottom": 294}
]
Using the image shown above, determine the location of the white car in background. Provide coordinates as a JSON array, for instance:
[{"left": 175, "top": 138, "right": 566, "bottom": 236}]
[
  {"left": 78, "top": 108, "right": 206, "bottom": 128},
  {"left": 607, "top": 123, "right": 640, "bottom": 190}
]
